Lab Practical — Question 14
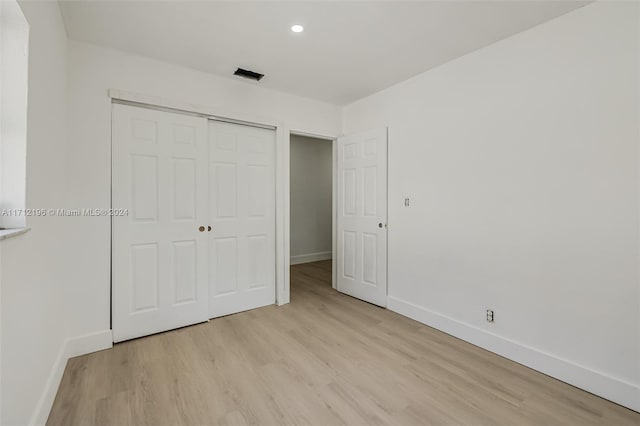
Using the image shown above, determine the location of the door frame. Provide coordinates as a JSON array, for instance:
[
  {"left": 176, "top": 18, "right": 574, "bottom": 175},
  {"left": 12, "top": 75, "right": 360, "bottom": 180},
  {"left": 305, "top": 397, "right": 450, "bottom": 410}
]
[{"left": 287, "top": 131, "right": 339, "bottom": 290}]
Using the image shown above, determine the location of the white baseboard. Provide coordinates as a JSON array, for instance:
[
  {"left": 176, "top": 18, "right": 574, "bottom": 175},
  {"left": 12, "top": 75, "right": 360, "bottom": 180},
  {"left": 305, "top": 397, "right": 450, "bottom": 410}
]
[
  {"left": 66, "top": 330, "right": 113, "bottom": 359},
  {"left": 29, "top": 330, "right": 113, "bottom": 426},
  {"left": 387, "top": 296, "right": 640, "bottom": 413},
  {"left": 290, "top": 251, "right": 332, "bottom": 265}
]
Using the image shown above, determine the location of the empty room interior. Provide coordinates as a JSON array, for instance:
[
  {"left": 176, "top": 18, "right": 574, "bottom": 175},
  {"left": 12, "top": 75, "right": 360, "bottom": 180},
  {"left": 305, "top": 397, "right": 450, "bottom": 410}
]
[{"left": 1, "top": 0, "right": 639, "bottom": 425}]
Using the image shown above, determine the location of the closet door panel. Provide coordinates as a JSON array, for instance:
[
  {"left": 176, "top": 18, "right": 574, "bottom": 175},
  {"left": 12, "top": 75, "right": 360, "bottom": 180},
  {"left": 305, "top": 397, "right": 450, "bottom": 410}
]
[
  {"left": 208, "top": 121, "right": 276, "bottom": 318},
  {"left": 112, "top": 104, "right": 209, "bottom": 342}
]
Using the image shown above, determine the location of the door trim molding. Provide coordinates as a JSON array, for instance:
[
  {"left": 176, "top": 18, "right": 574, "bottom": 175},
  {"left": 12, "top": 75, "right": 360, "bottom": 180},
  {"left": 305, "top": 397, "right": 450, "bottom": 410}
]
[
  {"left": 112, "top": 99, "right": 276, "bottom": 131},
  {"left": 109, "top": 89, "right": 276, "bottom": 129}
]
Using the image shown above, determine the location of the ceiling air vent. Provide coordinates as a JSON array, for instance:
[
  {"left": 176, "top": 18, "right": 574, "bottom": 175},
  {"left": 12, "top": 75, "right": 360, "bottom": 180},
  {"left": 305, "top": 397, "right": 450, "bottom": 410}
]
[{"left": 233, "top": 68, "right": 264, "bottom": 81}]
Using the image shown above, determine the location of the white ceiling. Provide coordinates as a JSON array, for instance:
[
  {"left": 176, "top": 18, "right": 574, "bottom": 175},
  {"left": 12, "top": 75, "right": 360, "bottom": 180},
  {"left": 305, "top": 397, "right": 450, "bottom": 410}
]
[{"left": 58, "top": 1, "right": 588, "bottom": 105}]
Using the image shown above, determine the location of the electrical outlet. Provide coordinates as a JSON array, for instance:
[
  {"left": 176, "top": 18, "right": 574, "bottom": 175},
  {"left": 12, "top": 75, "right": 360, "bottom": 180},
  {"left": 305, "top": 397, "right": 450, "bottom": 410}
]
[{"left": 486, "top": 309, "right": 494, "bottom": 323}]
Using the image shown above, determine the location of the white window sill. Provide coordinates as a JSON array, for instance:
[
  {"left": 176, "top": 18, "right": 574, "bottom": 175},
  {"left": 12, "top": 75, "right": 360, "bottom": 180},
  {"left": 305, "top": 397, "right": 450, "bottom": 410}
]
[{"left": 0, "top": 228, "right": 30, "bottom": 241}]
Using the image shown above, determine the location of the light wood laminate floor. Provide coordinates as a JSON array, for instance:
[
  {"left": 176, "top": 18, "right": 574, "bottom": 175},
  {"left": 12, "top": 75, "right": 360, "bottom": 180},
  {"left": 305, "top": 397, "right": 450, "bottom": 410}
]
[{"left": 48, "top": 260, "right": 639, "bottom": 425}]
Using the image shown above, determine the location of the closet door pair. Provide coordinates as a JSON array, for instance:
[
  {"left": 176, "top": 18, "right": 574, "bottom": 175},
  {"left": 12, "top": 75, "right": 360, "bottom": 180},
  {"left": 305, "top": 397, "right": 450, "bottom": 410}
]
[{"left": 112, "top": 103, "right": 275, "bottom": 342}]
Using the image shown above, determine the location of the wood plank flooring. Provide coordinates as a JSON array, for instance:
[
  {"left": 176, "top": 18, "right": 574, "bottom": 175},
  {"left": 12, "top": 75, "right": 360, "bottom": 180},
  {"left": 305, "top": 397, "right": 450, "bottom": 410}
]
[{"left": 48, "top": 260, "right": 640, "bottom": 425}]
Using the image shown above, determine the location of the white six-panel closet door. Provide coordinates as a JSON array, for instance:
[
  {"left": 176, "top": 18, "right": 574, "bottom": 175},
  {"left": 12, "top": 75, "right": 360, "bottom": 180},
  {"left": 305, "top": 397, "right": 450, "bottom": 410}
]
[
  {"left": 112, "top": 104, "right": 209, "bottom": 342},
  {"left": 207, "top": 120, "right": 276, "bottom": 318}
]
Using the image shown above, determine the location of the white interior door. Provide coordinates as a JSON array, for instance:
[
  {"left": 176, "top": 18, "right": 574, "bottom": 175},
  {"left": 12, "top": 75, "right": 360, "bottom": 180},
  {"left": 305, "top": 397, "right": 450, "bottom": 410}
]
[
  {"left": 112, "top": 104, "right": 209, "bottom": 342},
  {"left": 337, "top": 128, "right": 388, "bottom": 307},
  {"left": 208, "top": 120, "right": 276, "bottom": 318}
]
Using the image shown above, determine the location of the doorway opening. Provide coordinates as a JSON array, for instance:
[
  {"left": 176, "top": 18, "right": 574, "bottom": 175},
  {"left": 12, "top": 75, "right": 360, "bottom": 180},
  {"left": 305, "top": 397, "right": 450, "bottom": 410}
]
[{"left": 289, "top": 133, "right": 336, "bottom": 299}]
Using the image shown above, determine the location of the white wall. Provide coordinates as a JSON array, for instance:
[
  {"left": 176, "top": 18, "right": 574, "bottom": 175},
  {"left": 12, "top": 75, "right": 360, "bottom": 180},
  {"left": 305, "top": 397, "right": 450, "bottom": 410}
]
[
  {"left": 64, "top": 40, "right": 341, "bottom": 343},
  {"left": 1, "top": 1, "right": 70, "bottom": 424},
  {"left": 0, "top": 0, "right": 28, "bottom": 229},
  {"left": 343, "top": 1, "right": 639, "bottom": 410},
  {"left": 0, "top": 7, "right": 341, "bottom": 424},
  {"left": 290, "top": 135, "right": 333, "bottom": 264},
  {"left": 4, "top": 0, "right": 638, "bottom": 421}
]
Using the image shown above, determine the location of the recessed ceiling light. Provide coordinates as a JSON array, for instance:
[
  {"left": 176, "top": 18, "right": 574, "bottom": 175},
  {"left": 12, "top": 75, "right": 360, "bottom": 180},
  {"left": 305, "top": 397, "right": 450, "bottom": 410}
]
[{"left": 291, "top": 24, "right": 304, "bottom": 33}]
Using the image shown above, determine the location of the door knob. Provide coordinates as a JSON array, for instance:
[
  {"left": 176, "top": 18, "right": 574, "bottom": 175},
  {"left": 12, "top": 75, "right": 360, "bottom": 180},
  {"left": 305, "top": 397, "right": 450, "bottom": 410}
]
[
  {"left": 208, "top": 226, "right": 212, "bottom": 232},
  {"left": 199, "top": 226, "right": 205, "bottom": 232},
  {"left": 378, "top": 223, "right": 383, "bottom": 228}
]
